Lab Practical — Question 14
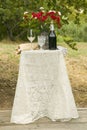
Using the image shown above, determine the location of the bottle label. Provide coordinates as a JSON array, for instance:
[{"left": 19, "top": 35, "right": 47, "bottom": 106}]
[{"left": 49, "top": 37, "right": 57, "bottom": 50}]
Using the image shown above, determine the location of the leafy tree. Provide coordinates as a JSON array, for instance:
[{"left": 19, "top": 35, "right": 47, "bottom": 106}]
[
  {"left": 0, "top": 0, "right": 25, "bottom": 40},
  {"left": 0, "top": 0, "right": 87, "bottom": 42}
]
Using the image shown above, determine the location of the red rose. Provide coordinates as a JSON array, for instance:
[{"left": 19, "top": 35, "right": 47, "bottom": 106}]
[
  {"left": 47, "top": 11, "right": 56, "bottom": 16},
  {"left": 32, "top": 12, "right": 37, "bottom": 18},
  {"left": 41, "top": 15, "right": 47, "bottom": 21},
  {"left": 36, "top": 12, "right": 43, "bottom": 19},
  {"left": 50, "top": 15, "right": 57, "bottom": 20},
  {"left": 56, "top": 16, "right": 61, "bottom": 27}
]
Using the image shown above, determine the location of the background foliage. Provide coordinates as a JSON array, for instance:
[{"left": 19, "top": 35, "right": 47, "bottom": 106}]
[{"left": 0, "top": 0, "right": 87, "bottom": 42}]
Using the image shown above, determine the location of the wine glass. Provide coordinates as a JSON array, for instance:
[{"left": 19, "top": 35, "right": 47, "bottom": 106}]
[
  {"left": 27, "top": 29, "right": 35, "bottom": 50},
  {"left": 38, "top": 35, "right": 46, "bottom": 50}
]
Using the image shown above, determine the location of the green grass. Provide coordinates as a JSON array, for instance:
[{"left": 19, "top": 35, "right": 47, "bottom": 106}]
[
  {"left": 0, "top": 40, "right": 87, "bottom": 109},
  {"left": 59, "top": 42, "right": 87, "bottom": 58},
  {"left": 0, "top": 41, "right": 19, "bottom": 78},
  {"left": 0, "top": 40, "right": 20, "bottom": 109},
  {"left": 68, "top": 42, "right": 87, "bottom": 57}
]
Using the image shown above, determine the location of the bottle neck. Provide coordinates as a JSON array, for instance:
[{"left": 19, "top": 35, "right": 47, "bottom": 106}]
[{"left": 50, "top": 23, "right": 54, "bottom": 31}]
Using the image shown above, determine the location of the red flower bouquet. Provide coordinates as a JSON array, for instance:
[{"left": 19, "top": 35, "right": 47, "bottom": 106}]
[{"left": 23, "top": 7, "right": 61, "bottom": 34}]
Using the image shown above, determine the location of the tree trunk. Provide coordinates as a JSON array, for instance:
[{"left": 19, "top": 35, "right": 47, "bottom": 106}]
[{"left": 4, "top": 22, "right": 15, "bottom": 41}]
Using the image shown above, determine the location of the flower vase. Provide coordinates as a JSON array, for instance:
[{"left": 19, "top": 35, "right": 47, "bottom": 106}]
[{"left": 40, "top": 31, "right": 49, "bottom": 50}]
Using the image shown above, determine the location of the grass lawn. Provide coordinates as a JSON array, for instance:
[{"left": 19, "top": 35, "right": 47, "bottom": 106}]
[{"left": 0, "top": 40, "right": 87, "bottom": 109}]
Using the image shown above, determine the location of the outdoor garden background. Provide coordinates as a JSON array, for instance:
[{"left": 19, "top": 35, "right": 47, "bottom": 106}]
[{"left": 0, "top": 0, "right": 87, "bottom": 110}]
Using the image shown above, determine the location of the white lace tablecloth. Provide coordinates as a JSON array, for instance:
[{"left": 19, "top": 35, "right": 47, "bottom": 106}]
[{"left": 11, "top": 50, "right": 79, "bottom": 124}]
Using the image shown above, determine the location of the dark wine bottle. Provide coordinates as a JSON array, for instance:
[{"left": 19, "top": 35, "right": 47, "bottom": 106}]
[{"left": 49, "top": 22, "right": 57, "bottom": 50}]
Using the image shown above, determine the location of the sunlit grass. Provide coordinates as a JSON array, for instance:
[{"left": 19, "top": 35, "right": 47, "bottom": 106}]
[{"left": 59, "top": 42, "right": 87, "bottom": 58}]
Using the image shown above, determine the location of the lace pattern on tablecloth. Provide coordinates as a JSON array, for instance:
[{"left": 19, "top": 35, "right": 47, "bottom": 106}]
[{"left": 11, "top": 50, "right": 79, "bottom": 124}]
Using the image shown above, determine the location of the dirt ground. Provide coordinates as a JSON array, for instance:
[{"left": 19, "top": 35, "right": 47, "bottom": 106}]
[{"left": 66, "top": 56, "right": 87, "bottom": 107}]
